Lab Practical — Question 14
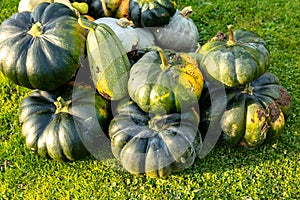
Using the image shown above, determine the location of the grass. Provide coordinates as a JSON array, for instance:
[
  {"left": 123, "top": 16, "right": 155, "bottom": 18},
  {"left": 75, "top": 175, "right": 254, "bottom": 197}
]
[{"left": 1, "top": 0, "right": 300, "bottom": 199}]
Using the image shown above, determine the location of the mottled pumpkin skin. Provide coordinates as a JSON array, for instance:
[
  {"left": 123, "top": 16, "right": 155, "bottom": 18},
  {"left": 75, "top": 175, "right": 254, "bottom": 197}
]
[
  {"left": 0, "top": 3, "right": 86, "bottom": 90},
  {"left": 199, "top": 73, "right": 292, "bottom": 149},
  {"left": 81, "top": 18, "right": 131, "bottom": 100},
  {"left": 128, "top": 49, "right": 204, "bottom": 114},
  {"left": 19, "top": 83, "right": 111, "bottom": 161},
  {"left": 128, "top": 0, "right": 177, "bottom": 27},
  {"left": 109, "top": 100, "right": 202, "bottom": 178},
  {"left": 198, "top": 29, "right": 270, "bottom": 87}
]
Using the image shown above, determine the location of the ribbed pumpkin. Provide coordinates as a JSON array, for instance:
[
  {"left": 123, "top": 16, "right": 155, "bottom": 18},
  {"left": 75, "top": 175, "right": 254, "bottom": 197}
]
[
  {"left": 0, "top": 2, "right": 86, "bottom": 90},
  {"left": 128, "top": 0, "right": 177, "bottom": 27},
  {"left": 197, "top": 25, "right": 270, "bottom": 87},
  {"left": 149, "top": 6, "right": 199, "bottom": 52},
  {"left": 109, "top": 100, "right": 202, "bottom": 178},
  {"left": 128, "top": 47, "right": 204, "bottom": 114},
  {"left": 19, "top": 83, "right": 111, "bottom": 161},
  {"left": 199, "top": 73, "right": 292, "bottom": 149},
  {"left": 78, "top": 17, "right": 131, "bottom": 100}
]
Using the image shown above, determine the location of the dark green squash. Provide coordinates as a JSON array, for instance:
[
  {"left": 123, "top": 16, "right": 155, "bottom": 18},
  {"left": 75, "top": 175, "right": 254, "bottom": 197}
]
[
  {"left": 197, "top": 25, "right": 270, "bottom": 87},
  {"left": 78, "top": 17, "right": 131, "bottom": 100},
  {"left": 128, "top": 47, "right": 204, "bottom": 114},
  {"left": 109, "top": 100, "right": 201, "bottom": 178},
  {"left": 199, "top": 73, "right": 292, "bottom": 149},
  {"left": 19, "top": 83, "right": 111, "bottom": 161},
  {"left": 0, "top": 2, "right": 86, "bottom": 90},
  {"left": 128, "top": 0, "right": 177, "bottom": 27}
]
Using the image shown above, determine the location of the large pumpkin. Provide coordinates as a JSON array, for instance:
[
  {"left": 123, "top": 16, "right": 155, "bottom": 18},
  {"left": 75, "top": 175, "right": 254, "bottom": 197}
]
[
  {"left": 128, "top": 0, "right": 177, "bottom": 27},
  {"left": 128, "top": 47, "right": 204, "bottom": 114},
  {"left": 109, "top": 100, "right": 202, "bottom": 178},
  {"left": 0, "top": 2, "right": 86, "bottom": 90},
  {"left": 19, "top": 83, "right": 111, "bottom": 161},
  {"left": 197, "top": 25, "right": 270, "bottom": 87},
  {"left": 78, "top": 17, "right": 131, "bottom": 100},
  {"left": 199, "top": 73, "right": 292, "bottom": 149}
]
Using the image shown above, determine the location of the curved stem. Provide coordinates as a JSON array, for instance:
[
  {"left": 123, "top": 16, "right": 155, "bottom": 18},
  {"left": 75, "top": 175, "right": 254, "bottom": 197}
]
[
  {"left": 78, "top": 16, "right": 97, "bottom": 32},
  {"left": 226, "top": 25, "right": 236, "bottom": 46},
  {"left": 180, "top": 6, "right": 193, "bottom": 19}
]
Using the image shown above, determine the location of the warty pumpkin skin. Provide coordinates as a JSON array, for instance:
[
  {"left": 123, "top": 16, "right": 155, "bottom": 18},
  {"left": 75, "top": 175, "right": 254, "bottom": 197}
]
[
  {"left": 19, "top": 83, "right": 112, "bottom": 161},
  {"left": 128, "top": 0, "right": 177, "bottom": 27},
  {"left": 78, "top": 17, "right": 131, "bottom": 100},
  {"left": 0, "top": 2, "right": 86, "bottom": 90},
  {"left": 197, "top": 25, "right": 270, "bottom": 87},
  {"left": 199, "top": 73, "right": 292, "bottom": 149},
  {"left": 128, "top": 47, "right": 204, "bottom": 114},
  {"left": 109, "top": 100, "right": 202, "bottom": 178}
]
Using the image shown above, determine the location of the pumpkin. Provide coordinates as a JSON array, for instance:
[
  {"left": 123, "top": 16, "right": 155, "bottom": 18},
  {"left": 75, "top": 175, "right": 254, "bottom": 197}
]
[
  {"left": 128, "top": 47, "right": 204, "bottom": 114},
  {"left": 19, "top": 83, "right": 112, "bottom": 161},
  {"left": 128, "top": 0, "right": 177, "bottom": 27},
  {"left": 94, "top": 17, "right": 155, "bottom": 53},
  {"left": 199, "top": 73, "right": 292, "bottom": 149},
  {"left": 149, "top": 6, "right": 199, "bottom": 52},
  {"left": 69, "top": 0, "right": 105, "bottom": 19},
  {"left": 197, "top": 25, "right": 270, "bottom": 87},
  {"left": 18, "top": 0, "right": 75, "bottom": 12},
  {"left": 94, "top": 17, "right": 139, "bottom": 53},
  {"left": 78, "top": 17, "right": 131, "bottom": 100},
  {"left": 0, "top": 2, "right": 86, "bottom": 90},
  {"left": 109, "top": 100, "right": 202, "bottom": 178}
]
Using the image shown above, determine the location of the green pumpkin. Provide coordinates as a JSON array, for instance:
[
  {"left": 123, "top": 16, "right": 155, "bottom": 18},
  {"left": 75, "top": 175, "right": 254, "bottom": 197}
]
[
  {"left": 199, "top": 73, "right": 292, "bottom": 149},
  {"left": 128, "top": 0, "right": 177, "bottom": 27},
  {"left": 198, "top": 25, "right": 270, "bottom": 87},
  {"left": 19, "top": 83, "right": 111, "bottom": 161},
  {"left": 0, "top": 2, "right": 86, "bottom": 90},
  {"left": 128, "top": 47, "right": 204, "bottom": 114},
  {"left": 78, "top": 17, "right": 131, "bottom": 100},
  {"left": 109, "top": 100, "right": 201, "bottom": 178}
]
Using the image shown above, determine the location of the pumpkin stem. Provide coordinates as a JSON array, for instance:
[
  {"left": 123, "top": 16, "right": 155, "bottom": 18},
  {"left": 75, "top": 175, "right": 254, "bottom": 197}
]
[
  {"left": 28, "top": 22, "right": 43, "bottom": 37},
  {"left": 78, "top": 16, "right": 97, "bottom": 32},
  {"left": 54, "top": 97, "right": 72, "bottom": 114},
  {"left": 117, "top": 18, "right": 135, "bottom": 28},
  {"left": 241, "top": 84, "right": 254, "bottom": 95},
  {"left": 227, "top": 25, "right": 236, "bottom": 46},
  {"left": 180, "top": 6, "right": 193, "bottom": 18}
]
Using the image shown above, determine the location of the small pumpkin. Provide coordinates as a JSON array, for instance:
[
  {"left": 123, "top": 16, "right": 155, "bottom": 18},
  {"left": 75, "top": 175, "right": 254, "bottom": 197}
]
[
  {"left": 19, "top": 83, "right": 112, "bottom": 161},
  {"left": 94, "top": 17, "right": 139, "bottom": 53},
  {"left": 149, "top": 6, "right": 199, "bottom": 52},
  {"left": 199, "top": 73, "right": 292, "bottom": 149},
  {"left": 109, "top": 100, "right": 202, "bottom": 178},
  {"left": 128, "top": 47, "right": 204, "bottom": 114},
  {"left": 128, "top": 0, "right": 177, "bottom": 27},
  {"left": 0, "top": 2, "right": 86, "bottom": 90},
  {"left": 78, "top": 17, "right": 131, "bottom": 100},
  {"left": 197, "top": 25, "right": 270, "bottom": 87}
]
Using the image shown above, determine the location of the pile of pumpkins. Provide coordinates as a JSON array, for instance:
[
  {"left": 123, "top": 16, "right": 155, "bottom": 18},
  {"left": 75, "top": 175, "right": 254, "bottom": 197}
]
[{"left": 0, "top": 1, "right": 292, "bottom": 178}]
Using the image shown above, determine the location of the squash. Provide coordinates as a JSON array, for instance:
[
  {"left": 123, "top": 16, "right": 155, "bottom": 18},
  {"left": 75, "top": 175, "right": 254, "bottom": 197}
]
[
  {"left": 78, "top": 17, "right": 131, "bottom": 100},
  {"left": 128, "top": 47, "right": 204, "bottom": 114},
  {"left": 149, "top": 6, "right": 199, "bottom": 52},
  {"left": 0, "top": 2, "right": 86, "bottom": 90},
  {"left": 94, "top": 17, "right": 139, "bottom": 53},
  {"left": 18, "top": 0, "right": 75, "bottom": 12},
  {"left": 199, "top": 73, "right": 292, "bottom": 149},
  {"left": 109, "top": 100, "right": 202, "bottom": 178},
  {"left": 128, "top": 0, "right": 177, "bottom": 27},
  {"left": 197, "top": 25, "right": 270, "bottom": 87},
  {"left": 19, "top": 83, "right": 112, "bottom": 161},
  {"left": 94, "top": 17, "right": 155, "bottom": 53}
]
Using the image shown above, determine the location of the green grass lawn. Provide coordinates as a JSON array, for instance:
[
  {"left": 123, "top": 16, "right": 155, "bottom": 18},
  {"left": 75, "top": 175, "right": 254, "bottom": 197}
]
[{"left": 1, "top": 0, "right": 300, "bottom": 199}]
